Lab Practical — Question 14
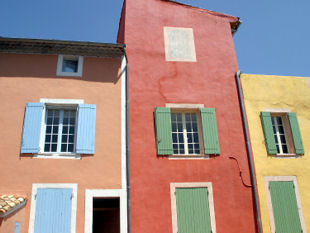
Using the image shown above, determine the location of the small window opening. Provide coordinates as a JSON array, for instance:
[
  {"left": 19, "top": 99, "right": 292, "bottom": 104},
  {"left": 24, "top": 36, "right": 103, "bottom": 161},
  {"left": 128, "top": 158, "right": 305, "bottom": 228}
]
[
  {"left": 93, "top": 198, "right": 120, "bottom": 233},
  {"left": 62, "top": 58, "right": 78, "bottom": 73}
]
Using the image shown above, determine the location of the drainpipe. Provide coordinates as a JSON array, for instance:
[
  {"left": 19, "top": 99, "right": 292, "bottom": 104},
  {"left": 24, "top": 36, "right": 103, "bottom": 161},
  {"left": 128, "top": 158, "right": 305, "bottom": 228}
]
[
  {"left": 236, "top": 71, "right": 263, "bottom": 233},
  {"left": 124, "top": 48, "right": 131, "bottom": 233}
]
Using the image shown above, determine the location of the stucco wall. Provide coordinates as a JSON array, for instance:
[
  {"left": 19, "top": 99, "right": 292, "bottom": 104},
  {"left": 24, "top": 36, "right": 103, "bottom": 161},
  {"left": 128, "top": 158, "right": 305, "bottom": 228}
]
[
  {"left": 0, "top": 53, "right": 123, "bottom": 233},
  {"left": 121, "top": 1, "right": 257, "bottom": 232},
  {"left": 241, "top": 74, "right": 310, "bottom": 232}
]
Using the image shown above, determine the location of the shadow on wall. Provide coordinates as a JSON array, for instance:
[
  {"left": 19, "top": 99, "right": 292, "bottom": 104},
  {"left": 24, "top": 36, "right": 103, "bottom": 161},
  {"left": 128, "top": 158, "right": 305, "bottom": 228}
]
[{"left": 0, "top": 53, "right": 123, "bottom": 84}]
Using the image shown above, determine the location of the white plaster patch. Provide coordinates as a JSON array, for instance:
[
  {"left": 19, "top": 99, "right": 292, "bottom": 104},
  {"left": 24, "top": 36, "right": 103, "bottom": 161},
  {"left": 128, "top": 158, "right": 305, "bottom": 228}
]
[{"left": 164, "top": 27, "right": 197, "bottom": 62}]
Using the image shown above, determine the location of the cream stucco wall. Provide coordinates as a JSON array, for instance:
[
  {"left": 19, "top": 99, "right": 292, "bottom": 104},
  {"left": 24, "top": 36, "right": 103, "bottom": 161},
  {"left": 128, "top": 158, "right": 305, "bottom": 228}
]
[{"left": 241, "top": 74, "right": 310, "bottom": 233}]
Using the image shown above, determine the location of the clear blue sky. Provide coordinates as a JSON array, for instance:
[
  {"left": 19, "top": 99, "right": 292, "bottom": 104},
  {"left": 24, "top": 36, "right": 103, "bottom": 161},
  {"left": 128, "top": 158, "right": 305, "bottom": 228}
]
[{"left": 1, "top": 0, "right": 310, "bottom": 77}]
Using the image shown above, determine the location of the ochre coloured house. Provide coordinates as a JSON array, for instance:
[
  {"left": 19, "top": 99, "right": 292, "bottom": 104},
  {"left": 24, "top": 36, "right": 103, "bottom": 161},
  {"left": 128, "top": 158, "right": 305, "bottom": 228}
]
[
  {"left": 0, "top": 38, "right": 128, "bottom": 233},
  {"left": 118, "top": 0, "right": 260, "bottom": 232},
  {"left": 241, "top": 73, "right": 310, "bottom": 233}
]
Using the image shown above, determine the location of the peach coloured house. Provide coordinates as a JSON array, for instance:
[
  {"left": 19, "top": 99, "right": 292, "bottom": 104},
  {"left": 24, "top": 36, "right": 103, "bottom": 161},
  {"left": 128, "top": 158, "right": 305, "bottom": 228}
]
[{"left": 0, "top": 38, "right": 128, "bottom": 233}]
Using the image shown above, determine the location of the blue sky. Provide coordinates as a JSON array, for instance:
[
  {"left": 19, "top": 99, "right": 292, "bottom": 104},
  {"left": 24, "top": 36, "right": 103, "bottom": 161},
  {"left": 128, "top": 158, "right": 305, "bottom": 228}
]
[{"left": 1, "top": 0, "right": 310, "bottom": 77}]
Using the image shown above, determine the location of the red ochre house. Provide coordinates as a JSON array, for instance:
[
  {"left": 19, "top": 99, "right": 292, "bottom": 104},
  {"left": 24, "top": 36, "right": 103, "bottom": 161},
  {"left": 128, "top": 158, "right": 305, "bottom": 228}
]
[{"left": 118, "top": 0, "right": 260, "bottom": 232}]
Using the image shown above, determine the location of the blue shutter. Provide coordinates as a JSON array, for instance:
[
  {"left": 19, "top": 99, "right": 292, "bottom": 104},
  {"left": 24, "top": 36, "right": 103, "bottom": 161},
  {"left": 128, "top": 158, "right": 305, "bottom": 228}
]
[
  {"left": 21, "top": 103, "right": 44, "bottom": 153},
  {"left": 14, "top": 222, "right": 21, "bottom": 233},
  {"left": 34, "top": 188, "right": 72, "bottom": 233},
  {"left": 76, "top": 104, "right": 96, "bottom": 154}
]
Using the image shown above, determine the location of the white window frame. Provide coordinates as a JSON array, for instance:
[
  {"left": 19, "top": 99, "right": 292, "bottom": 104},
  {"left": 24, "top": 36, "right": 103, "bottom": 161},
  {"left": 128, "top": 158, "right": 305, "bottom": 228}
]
[
  {"left": 36, "top": 99, "right": 84, "bottom": 159},
  {"left": 28, "top": 183, "right": 78, "bottom": 233},
  {"left": 166, "top": 104, "right": 206, "bottom": 158},
  {"left": 56, "top": 55, "right": 83, "bottom": 77},
  {"left": 170, "top": 182, "right": 216, "bottom": 233},
  {"left": 264, "top": 176, "right": 307, "bottom": 233},
  {"left": 84, "top": 189, "right": 127, "bottom": 233}
]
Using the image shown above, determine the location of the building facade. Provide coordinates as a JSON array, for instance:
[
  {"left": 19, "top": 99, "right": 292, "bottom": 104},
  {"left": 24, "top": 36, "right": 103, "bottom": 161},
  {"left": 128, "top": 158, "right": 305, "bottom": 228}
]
[
  {"left": 119, "top": 0, "right": 259, "bottom": 232},
  {"left": 241, "top": 73, "right": 310, "bottom": 232},
  {"left": 0, "top": 38, "right": 127, "bottom": 233}
]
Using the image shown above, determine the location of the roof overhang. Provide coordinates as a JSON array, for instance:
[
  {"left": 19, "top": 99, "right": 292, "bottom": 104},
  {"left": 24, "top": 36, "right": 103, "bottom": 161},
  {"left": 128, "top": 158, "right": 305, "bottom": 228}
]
[{"left": 0, "top": 37, "right": 126, "bottom": 58}]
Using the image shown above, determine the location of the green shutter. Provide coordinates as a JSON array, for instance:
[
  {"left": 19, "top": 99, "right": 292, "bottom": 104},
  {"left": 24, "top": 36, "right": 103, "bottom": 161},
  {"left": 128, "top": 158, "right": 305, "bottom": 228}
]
[
  {"left": 269, "top": 181, "right": 303, "bottom": 233},
  {"left": 200, "top": 108, "right": 220, "bottom": 154},
  {"left": 155, "top": 107, "right": 173, "bottom": 155},
  {"left": 288, "top": 112, "right": 304, "bottom": 155},
  {"left": 260, "top": 112, "right": 277, "bottom": 154},
  {"left": 176, "top": 187, "right": 212, "bottom": 233}
]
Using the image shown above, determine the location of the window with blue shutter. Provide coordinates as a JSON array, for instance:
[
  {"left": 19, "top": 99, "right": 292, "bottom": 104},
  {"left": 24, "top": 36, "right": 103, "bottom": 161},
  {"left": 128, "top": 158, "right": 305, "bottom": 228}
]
[
  {"left": 34, "top": 188, "right": 72, "bottom": 233},
  {"left": 21, "top": 101, "right": 96, "bottom": 156}
]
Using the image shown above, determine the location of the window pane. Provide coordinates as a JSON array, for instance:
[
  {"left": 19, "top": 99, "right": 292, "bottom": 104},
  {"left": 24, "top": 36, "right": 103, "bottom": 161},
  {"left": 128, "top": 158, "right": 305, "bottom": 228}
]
[
  {"left": 53, "top": 126, "right": 58, "bottom": 134},
  {"left": 51, "top": 144, "right": 57, "bottom": 152},
  {"left": 178, "top": 123, "right": 183, "bottom": 132},
  {"left": 69, "top": 135, "right": 74, "bottom": 143},
  {"left": 178, "top": 133, "right": 184, "bottom": 143},
  {"left": 68, "top": 144, "right": 74, "bottom": 152},
  {"left": 276, "top": 117, "right": 282, "bottom": 125},
  {"left": 62, "top": 59, "right": 78, "bottom": 73},
  {"left": 61, "top": 144, "right": 67, "bottom": 152},
  {"left": 282, "top": 145, "right": 288, "bottom": 153},
  {"left": 187, "top": 133, "right": 192, "bottom": 143},
  {"left": 278, "top": 126, "right": 284, "bottom": 134},
  {"left": 280, "top": 135, "right": 286, "bottom": 144},
  {"left": 69, "top": 126, "right": 75, "bottom": 134}
]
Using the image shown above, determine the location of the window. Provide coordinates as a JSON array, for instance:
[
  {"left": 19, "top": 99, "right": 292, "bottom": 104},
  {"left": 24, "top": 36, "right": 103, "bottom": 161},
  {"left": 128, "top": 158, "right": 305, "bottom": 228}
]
[
  {"left": 171, "top": 111, "right": 202, "bottom": 155},
  {"left": 264, "top": 177, "right": 306, "bottom": 233},
  {"left": 155, "top": 104, "right": 220, "bottom": 156},
  {"left": 163, "top": 27, "right": 196, "bottom": 62},
  {"left": 44, "top": 108, "right": 76, "bottom": 153},
  {"left": 261, "top": 112, "right": 304, "bottom": 155},
  {"left": 20, "top": 99, "right": 96, "bottom": 157},
  {"left": 56, "top": 55, "right": 83, "bottom": 77},
  {"left": 170, "top": 183, "right": 216, "bottom": 233},
  {"left": 28, "top": 184, "right": 77, "bottom": 233}
]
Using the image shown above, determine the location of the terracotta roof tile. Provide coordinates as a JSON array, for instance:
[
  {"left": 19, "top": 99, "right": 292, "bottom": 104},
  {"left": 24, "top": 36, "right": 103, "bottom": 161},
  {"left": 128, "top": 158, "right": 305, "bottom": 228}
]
[{"left": 0, "top": 195, "right": 27, "bottom": 217}]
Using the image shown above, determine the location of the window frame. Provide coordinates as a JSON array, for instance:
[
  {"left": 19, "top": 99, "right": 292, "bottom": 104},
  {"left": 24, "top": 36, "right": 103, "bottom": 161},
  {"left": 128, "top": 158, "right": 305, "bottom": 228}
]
[
  {"left": 270, "top": 113, "right": 295, "bottom": 155},
  {"left": 264, "top": 176, "right": 307, "bottom": 233},
  {"left": 167, "top": 104, "right": 206, "bottom": 158},
  {"left": 28, "top": 183, "right": 78, "bottom": 233},
  {"left": 56, "top": 55, "right": 83, "bottom": 77},
  {"left": 37, "top": 99, "right": 84, "bottom": 159},
  {"left": 170, "top": 182, "right": 217, "bottom": 233}
]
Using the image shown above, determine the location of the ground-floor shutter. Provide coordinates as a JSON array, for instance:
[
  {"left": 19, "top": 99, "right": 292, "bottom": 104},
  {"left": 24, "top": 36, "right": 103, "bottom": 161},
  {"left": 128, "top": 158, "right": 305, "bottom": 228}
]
[
  {"left": 175, "top": 187, "right": 212, "bottom": 233},
  {"left": 269, "top": 181, "right": 302, "bottom": 232},
  {"left": 34, "top": 188, "right": 72, "bottom": 233}
]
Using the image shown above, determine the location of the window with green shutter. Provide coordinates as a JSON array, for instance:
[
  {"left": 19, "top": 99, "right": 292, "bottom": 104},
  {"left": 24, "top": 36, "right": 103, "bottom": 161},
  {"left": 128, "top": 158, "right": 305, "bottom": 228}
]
[
  {"left": 154, "top": 106, "right": 220, "bottom": 156},
  {"left": 261, "top": 112, "right": 304, "bottom": 155}
]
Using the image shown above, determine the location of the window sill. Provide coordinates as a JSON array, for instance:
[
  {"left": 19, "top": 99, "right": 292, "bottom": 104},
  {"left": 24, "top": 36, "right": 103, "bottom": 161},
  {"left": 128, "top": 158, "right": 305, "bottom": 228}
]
[
  {"left": 168, "top": 155, "right": 209, "bottom": 160},
  {"left": 34, "top": 153, "right": 81, "bottom": 160},
  {"left": 56, "top": 71, "right": 82, "bottom": 77},
  {"left": 272, "top": 153, "right": 301, "bottom": 158}
]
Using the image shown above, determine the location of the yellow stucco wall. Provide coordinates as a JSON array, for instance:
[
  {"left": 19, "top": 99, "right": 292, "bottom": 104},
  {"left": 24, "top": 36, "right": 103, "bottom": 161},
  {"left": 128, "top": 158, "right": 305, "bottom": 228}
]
[{"left": 241, "top": 74, "right": 310, "bottom": 233}]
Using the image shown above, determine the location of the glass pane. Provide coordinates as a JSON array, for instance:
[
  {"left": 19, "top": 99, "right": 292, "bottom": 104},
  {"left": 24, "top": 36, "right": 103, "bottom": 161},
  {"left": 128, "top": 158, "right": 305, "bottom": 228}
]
[
  {"left": 276, "top": 145, "right": 280, "bottom": 154},
  {"left": 172, "top": 133, "right": 177, "bottom": 143},
  {"left": 192, "top": 123, "right": 197, "bottom": 131},
  {"left": 46, "top": 126, "right": 52, "bottom": 134},
  {"left": 62, "top": 135, "right": 68, "bottom": 143},
  {"left": 187, "top": 133, "right": 192, "bottom": 143},
  {"left": 47, "top": 117, "right": 53, "bottom": 124},
  {"left": 179, "top": 149, "right": 185, "bottom": 154},
  {"left": 44, "top": 144, "right": 50, "bottom": 152},
  {"left": 53, "top": 126, "right": 58, "bottom": 134},
  {"left": 186, "top": 123, "right": 191, "bottom": 131},
  {"left": 62, "top": 126, "right": 68, "bottom": 133},
  {"left": 62, "top": 59, "right": 78, "bottom": 72},
  {"left": 63, "top": 117, "right": 69, "bottom": 124},
  {"left": 69, "top": 126, "right": 75, "bottom": 134},
  {"left": 193, "top": 133, "right": 199, "bottom": 143},
  {"left": 51, "top": 144, "right": 57, "bottom": 152},
  {"left": 272, "top": 126, "right": 276, "bottom": 133},
  {"left": 177, "top": 114, "right": 182, "bottom": 121},
  {"left": 280, "top": 135, "right": 286, "bottom": 143},
  {"left": 278, "top": 126, "right": 284, "bottom": 134},
  {"left": 52, "top": 135, "right": 58, "bottom": 143},
  {"left": 69, "top": 135, "right": 74, "bottom": 143},
  {"left": 178, "top": 123, "right": 183, "bottom": 132},
  {"left": 45, "top": 135, "right": 51, "bottom": 143},
  {"left": 53, "top": 117, "right": 59, "bottom": 124},
  {"left": 173, "top": 144, "right": 178, "bottom": 154},
  {"left": 271, "top": 117, "right": 275, "bottom": 124},
  {"left": 191, "top": 114, "right": 197, "bottom": 121},
  {"left": 172, "top": 123, "right": 177, "bottom": 132},
  {"left": 68, "top": 144, "right": 74, "bottom": 152},
  {"left": 178, "top": 133, "right": 184, "bottom": 143},
  {"left": 276, "top": 117, "right": 282, "bottom": 125},
  {"left": 171, "top": 113, "right": 177, "bottom": 121},
  {"left": 274, "top": 135, "right": 278, "bottom": 143},
  {"left": 61, "top": 144, "right": 67, "bottom": 152},
  {"left": 282, "top": 145, "right": 288, "bottom": 153},
  {"left": 185, "top": 113, "right": 191, "bottom": 121}
]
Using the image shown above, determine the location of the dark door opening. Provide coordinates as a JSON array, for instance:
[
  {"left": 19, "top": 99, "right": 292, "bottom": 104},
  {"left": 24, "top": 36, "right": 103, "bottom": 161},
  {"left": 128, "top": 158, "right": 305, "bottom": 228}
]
[{"left": 93, "top": 197, "right": 120, "bottom": 233}]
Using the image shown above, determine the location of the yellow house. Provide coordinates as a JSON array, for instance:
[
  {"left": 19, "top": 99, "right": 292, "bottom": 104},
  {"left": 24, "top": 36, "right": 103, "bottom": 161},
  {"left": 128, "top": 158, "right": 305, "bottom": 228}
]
[{"left": 240, "top": 73, "right": 310, "bottom": 233}]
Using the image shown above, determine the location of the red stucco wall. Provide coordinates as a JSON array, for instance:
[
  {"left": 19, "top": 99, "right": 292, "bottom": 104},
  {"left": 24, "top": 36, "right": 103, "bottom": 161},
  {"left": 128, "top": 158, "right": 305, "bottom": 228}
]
[{"left": 121, "top": 0, "right": 257, "bottom": 232}]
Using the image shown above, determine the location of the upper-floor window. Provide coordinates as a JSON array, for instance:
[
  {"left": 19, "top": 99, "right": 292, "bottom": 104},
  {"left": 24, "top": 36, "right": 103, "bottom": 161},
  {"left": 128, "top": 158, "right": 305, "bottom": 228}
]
[
  {"left": 261, "top": 112, "right": 304, "bottom": 156},
  {"left": 57, "top": 55, "right": 83, "bottom": 77},
  {"left": 20, "top": 99, "right": 96, "bottom": 158},
  {"left": 155, "top": 104, "right": 220, "bottom": 157}
]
